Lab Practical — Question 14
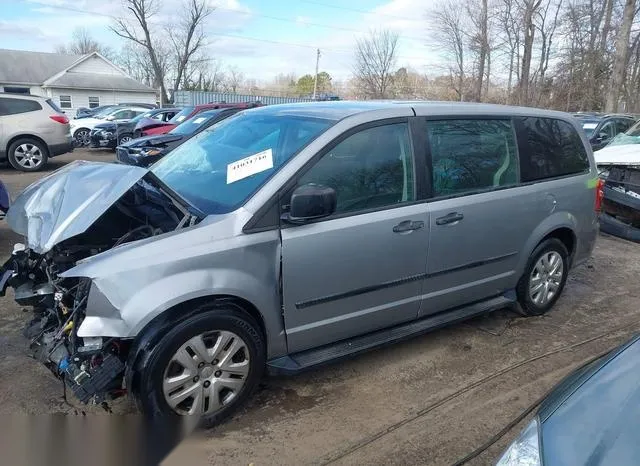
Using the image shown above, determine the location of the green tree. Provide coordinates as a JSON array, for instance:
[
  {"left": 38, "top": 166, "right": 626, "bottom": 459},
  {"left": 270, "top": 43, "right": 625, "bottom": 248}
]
[{"left": 296, "top": 71, "right": 332, "bottom": 96}]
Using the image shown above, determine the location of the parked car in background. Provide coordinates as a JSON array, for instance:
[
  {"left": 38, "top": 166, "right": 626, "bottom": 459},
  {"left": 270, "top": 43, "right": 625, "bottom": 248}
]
[
  {"left": 116, "top": 107, "right": 243, "bottom": 167},
  {"left": 0, "top": 179, "right": 9, "bottom": 219},
  {"left": 71, "top": 106, "right": 150, "bottom": 147},
  {"left": 0, "top": 102, "right": 599, "bottom": 426},
  {"left": 132, "top": 108, "right": 181, "bottom": 138},
  {"left": 141, "top": 101, "right": 262, "bottom": 136},
  {"left": 573, "top": 113, "right": 636, "bottom": 151},
  {"left": 0, "top": 92, "right": 73, "bottom": 171},
  {"left": 75, "top": 103, "right": 156, "bottom": 119},
  {"left": 496, "top": 334, "right": 640, "bottom": 466},
  {"left": 89, "top": 108, "right": 181, "bottom": 150}
]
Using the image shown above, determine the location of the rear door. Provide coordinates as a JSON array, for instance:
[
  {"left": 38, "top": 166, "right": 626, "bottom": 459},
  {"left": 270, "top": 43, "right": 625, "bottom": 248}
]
[
  {"left": 281, "top": 119, "right": 430, "bottom": 352},
  {"left": 420, "top": 118, "right": 537, "bottom": 316}
]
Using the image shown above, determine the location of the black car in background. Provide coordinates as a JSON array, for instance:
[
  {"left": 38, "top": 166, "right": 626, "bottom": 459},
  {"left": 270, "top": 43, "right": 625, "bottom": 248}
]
[
  {"left": 573, "top": 113, "right": 636, "bottom": 151},
  {"left": 116, "top": 107, "right": 242, "bottom": 167},
  {"left": 495, "top": 334, "right": 640, "bottom": 465},
  {"left": 0, "top": 178, "right": 9, "bottom": 220},
  {"left": 89, "top": 108, "right": 181, "bottom": 149}
]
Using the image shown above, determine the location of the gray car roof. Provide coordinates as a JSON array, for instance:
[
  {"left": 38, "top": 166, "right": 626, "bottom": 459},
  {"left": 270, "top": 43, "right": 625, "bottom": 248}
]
[
  {"left": 0, "top": 49, "right": 81, "bottom": 84},
  {"left": 247, "top": 100, "right": 575, "bottom": 122}
]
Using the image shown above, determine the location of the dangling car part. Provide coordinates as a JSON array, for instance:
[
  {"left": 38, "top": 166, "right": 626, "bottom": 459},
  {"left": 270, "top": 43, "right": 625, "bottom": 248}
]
[
  {"left": 0, "top": 160, "right": 202, "bottom": 407},
  {"left": 599, "top": 165, "right": 640, "bottom": 242}
]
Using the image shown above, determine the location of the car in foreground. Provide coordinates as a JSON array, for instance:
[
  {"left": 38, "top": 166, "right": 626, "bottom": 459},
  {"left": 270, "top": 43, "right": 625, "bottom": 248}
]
[
  {"left": 116, "top": 107, "right": 244, "bottom": 167},
  {"left": 141, "top": 101, "right": 262, "bottom": 136},
  {"left": 0, "top": 92, "right": 73, "bottom": 171},
  {"left": 0, "top": 102, "right": 599, "bottom": 426},
  {"left": 495, "top": 334, "right": 640, "bottom": 466},
  {"left": 71, "top": 106, "right": 150, "bottom": 147},
  {"left": 89, "top": 108, "right": 181, "bottom": 150},
  {"left": 574, "top": 113, "right": 635, "bottom": 151}
]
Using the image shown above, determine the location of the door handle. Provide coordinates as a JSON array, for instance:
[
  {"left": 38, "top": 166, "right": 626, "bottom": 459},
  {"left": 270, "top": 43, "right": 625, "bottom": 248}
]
[
  {"left": 393, "top": 220, "right": 425, "bottom": 233},
  {"left": 435, "top": 212, "right": 464, "bottom": 225}
]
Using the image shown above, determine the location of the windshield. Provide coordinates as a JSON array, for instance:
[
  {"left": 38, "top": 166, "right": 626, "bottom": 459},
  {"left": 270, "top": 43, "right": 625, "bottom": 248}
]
[
  {"left": 169, "top": 106, "right": 195, "bottom": 124},
  {"left": 609, "top": 121, "right": 640, "bottom": 146},
  {"left": 152, "top": 112, "right": 333, "bottom": 214},
  {"left": 581, "top": 121, "right": 599, "bottom": 137},
  {"left": 130, "top": 111, "right": 155, "bottom": 124},
  {"left": 169, "top": 110, "right": 224, "bottom": 135}
]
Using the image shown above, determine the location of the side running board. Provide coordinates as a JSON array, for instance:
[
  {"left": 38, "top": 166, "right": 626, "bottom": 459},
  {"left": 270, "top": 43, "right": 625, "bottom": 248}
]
[{"left": 267, "top": 292, "right": 516, "bottom": 376}]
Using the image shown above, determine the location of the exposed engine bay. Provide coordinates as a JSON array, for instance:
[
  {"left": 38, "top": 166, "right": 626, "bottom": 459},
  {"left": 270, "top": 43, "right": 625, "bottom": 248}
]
[{"left": 1, "top": 170, "right": 200, "bottom": 406}]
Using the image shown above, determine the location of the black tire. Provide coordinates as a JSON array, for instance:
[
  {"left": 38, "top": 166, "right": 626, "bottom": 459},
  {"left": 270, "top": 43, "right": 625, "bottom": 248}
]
[
  {"left": 118, "top": 133, "right": 133, "bottom": 145},
  {"left": 516, "top": 238, "right": 569, "bottom": 316},
  {"left": 7, "top": 138, "right": 49, "bottom": 172},
  {"left": 131, "top": 303, "right": 265, "bottom": 427},
  {"left": 73, "top": 128, "right": 90, "bottom": 147}
]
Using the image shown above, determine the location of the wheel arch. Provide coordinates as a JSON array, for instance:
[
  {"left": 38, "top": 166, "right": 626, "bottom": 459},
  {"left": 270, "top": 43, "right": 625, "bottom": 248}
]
[{"left": 6, "top": 134, "right": 50, "bottom": 156}]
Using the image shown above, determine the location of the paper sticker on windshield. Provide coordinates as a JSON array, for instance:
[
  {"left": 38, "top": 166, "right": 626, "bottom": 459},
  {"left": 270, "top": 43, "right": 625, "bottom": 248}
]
[
  {"left": 227, "top": 149, "right": 274, "bottom": 184},
  {"left": 192, "top": 117, "right": 206, "bottom": 124},
  {"left": 176, "top": 116, "right": 186, "bottom": 122},
  {"left": 583, "top": 123, "right": 598, "bottom": 129}
]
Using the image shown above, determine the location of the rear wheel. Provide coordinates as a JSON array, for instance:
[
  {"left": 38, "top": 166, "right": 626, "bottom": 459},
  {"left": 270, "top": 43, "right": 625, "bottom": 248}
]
[
  {"left": 516, "top": 238, "right": 569, "bottom": 316},
  {"left": 7, "top": 138, "right": 48, "bottom": 171},
  {"left": 131, "top": 304, "right": 265, "bottom": 427}
]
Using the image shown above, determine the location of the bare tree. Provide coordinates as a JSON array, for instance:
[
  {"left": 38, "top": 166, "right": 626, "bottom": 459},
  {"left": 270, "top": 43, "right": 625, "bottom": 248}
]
[
  {"left": 353, "top": 29, "right": 399, "bottom": 99},
  {"left": 111, "top": 0, "right": 169, "bottom": 103},
  {"left": 518, "top": 0, "right": 544, "bottom": 105},
  {"left": 167, "top": 0, "right": 213, "bottom": 94},
  {"left": 226, "top": 66, "right": 244, "bottom": 93},
  {"left": 605, "top": 0, "right": 637, "bottom": 111},
  {"left": 466, "top": 0, "right": 490, "bottom": 101},
  {"left": 497, "top": 0, "right": 521, "bottom": 104},
  {"left": 430, "top": 2, "right": 467, "bottom": 101},
  {"left": 56, "top": 27, "right": 115, "bottom": 59}
]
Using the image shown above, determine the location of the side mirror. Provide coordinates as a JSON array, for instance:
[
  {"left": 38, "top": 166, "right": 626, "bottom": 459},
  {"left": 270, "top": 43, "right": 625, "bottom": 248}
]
[{"left": 286, "top": 183, "right": 337, "bottom": 223}]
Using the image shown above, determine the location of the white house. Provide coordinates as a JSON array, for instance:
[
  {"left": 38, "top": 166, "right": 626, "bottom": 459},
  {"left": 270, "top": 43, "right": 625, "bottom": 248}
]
[{"left": 0, "top": 49, "right": 157, "bottom": 115}]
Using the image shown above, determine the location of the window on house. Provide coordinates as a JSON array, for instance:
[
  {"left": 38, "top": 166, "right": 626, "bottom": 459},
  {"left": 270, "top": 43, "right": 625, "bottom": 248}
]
[
  {"left": 59, "top": 95, "right": 72, "bottom": 109},
  {"left": 3, "top": 87, "right": 30, "bottom": 94},
  {"left": 88, "top": 96, "right": 100, "bottom": 108}
]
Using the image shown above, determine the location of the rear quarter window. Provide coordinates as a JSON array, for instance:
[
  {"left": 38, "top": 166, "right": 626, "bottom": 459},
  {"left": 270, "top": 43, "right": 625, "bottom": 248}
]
[
  {"left": 0, "top": 97, "right": 42, "bottom": 116},
  {"left": 517, "top": 117, "right": 590, "bottom": 182}
]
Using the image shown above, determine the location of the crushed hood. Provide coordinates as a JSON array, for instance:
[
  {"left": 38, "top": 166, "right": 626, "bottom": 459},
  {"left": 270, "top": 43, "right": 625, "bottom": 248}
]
[
  {"left": 6, "top": 160, "right": 148, "bottom": 253},
  {"left": 594, "top": 144, "right": 640, "bottom": 166}
]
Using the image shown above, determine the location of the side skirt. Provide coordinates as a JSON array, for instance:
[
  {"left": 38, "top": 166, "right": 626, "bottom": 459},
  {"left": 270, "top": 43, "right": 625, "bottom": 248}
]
[{"left": 267, "top": 291, "right": 517, "bottom": 375}]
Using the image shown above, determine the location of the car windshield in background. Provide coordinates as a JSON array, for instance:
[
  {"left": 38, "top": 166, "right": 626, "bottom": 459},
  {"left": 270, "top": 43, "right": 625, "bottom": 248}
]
[
  {"left": 169, "top": 106, "right": 195, "bottom": 124},
  {"left": 581, "top": 120, "right": 599, "bottom": 137},
  {"left": 168, "top": 110, "right": 225, "bottom": 135},
  {"left": 130, "top": 111, "right": 155, "bottom": 123},
  {"left": 151, "top": 112, "right": 334, "bottom": 215},
  {"left": 609, "top": 121, "right": 640, "bottom": 146},
  {"left": 94, "top": 107, "right": 119, "bottom": 119}
]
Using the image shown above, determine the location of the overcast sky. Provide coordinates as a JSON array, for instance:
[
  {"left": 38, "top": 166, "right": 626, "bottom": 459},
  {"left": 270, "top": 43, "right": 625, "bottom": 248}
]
[{"left": 0, "top": 0, "right": 442, "bottom": 84}]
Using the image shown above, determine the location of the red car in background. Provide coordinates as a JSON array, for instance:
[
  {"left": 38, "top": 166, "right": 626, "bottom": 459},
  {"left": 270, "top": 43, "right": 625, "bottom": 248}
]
[{"left": 140, "top": 101, "right": 262, "bottom": 136}]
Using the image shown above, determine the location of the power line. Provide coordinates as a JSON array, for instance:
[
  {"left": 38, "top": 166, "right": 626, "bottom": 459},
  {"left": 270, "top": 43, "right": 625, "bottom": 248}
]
[
  {"left": 21, "top": 1, "right": 430, "bottom": 62},
  {"left": 298, "top": 0, "right": 419, "bottom": 22},
  {"left": 212, "top": 5, "right": 425, "bottom": 42}
]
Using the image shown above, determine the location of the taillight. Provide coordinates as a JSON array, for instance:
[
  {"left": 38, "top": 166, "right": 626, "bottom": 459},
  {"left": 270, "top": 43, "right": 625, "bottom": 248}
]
[
  {"left": 50, "top": 115, "right": 69, "bottom": 124},
  {"left": 595, "top": 178, "right": 605, "bottom": 212}
]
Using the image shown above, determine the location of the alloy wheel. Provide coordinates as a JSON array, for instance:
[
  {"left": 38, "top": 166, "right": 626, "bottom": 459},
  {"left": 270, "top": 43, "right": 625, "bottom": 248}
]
[
  {"left": 14, "top": 143, "right": 43, "bottom": 169},
  {"left": 74, "top": 129, "right": 90, "bottom": 147},
  {"left": 162, "top": 330, "right": 250, "bottom": 416},
  {"left": 529, "top": 251, "right": 564, "bottom": 306}
]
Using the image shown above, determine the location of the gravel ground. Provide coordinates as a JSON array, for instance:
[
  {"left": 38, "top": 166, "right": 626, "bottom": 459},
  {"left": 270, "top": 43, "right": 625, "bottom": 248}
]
[{"left": 1, "top": 149, "right": 639, "bottom": 465}]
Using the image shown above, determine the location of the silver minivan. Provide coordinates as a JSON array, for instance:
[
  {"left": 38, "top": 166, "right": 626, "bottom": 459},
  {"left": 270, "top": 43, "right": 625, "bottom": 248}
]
[{"left": 0, "top": 102, "right": 601, "bottom": 424}]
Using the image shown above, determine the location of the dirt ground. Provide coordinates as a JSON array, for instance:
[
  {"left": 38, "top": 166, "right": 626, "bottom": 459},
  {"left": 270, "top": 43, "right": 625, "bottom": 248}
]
[{"left": 1, "top": 149, "right": 640, "bottom": 465}]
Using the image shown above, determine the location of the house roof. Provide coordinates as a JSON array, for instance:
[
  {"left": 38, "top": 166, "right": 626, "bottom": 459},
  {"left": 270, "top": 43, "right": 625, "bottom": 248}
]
[
  {"left": 0, "top": 48, "right": 155, "bottom": 93},
  {"left": 0, "top": 49, "right": 81, "bottom": 85},
  {"left": 45, "top": 72, "right": 155, "bottom": 92}
]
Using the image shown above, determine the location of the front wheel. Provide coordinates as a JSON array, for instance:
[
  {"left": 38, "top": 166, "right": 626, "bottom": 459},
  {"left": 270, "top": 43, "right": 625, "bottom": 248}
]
[
  {"left": 516, "top": 238, "right": 569, "bottom": 316},
  {"left": 131, "top": 304, "right": 265, "bottom": 427},
  {"left": 118, "top": 134, "right": 133, "bottom": 145},
  {"left": 73, "top": 128, "right": 90, "bottom": 147}
]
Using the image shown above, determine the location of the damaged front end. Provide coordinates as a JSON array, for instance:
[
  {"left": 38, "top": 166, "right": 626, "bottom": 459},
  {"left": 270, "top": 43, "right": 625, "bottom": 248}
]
[
  {"left": 600, "top": 165, "right": 640, "bottom": 242},
  {"left": 1, "top": 160, "right": 201, "bottom": 405}
]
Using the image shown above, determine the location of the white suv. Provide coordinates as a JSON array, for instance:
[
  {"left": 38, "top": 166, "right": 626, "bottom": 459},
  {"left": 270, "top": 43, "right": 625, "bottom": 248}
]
[
  {"left": 0, "top": 93, "right": 73, "bottom": 171},
  {"left": 70, "top": 106, "right": 150, "bottom": 147}
]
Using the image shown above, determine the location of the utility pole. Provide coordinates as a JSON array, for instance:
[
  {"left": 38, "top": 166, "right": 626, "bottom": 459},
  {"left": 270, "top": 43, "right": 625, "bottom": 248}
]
[{"left": 312, "top": 48, "right": 321, "bottom": 100}]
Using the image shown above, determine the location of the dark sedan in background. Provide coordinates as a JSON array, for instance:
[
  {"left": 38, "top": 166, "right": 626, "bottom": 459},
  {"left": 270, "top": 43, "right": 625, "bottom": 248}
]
[
  {"left": 495, "top": 334, "right": 640, "bottom": 465},
  {"left": 0, "top": 179, "right": 9, "bottom": 219},
  {"left": 573, "top": 113, "right": 636, "bottom": 151},
  {"left": 89, "top": 108, "right": 181, "bottom": 149},
  {"left": 116, "top": 107, "right": 242, "bottom": 167}
]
